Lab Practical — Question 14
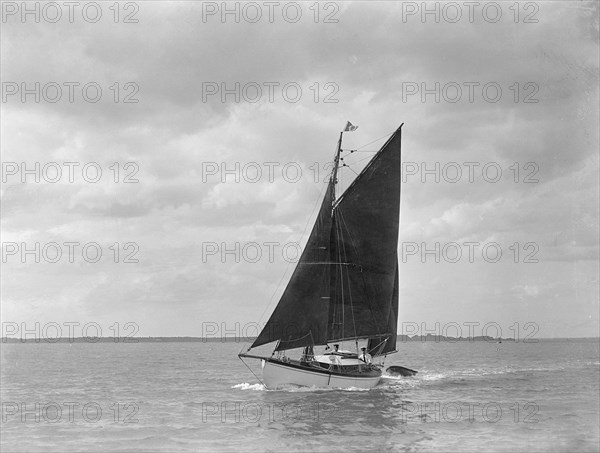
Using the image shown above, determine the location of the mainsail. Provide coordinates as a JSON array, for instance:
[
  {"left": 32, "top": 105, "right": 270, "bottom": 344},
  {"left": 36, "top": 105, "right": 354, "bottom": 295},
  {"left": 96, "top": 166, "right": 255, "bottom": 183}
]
[
  {"left": 366, "top": 264, "right": 398, "bottom": 356},
  {"left": 250, "top": 124, "right": 403, "bottom": 353}
]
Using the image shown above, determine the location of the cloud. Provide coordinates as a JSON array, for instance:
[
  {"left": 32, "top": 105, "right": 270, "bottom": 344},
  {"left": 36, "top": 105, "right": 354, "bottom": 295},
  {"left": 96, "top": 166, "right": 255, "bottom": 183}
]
[{"left": 1, "top": 1, "right": 598, "bottom": 337}]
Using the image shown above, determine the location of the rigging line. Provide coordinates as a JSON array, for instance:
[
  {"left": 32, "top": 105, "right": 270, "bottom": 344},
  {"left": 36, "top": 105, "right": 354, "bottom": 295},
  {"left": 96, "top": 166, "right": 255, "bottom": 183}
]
[
  {"left": 339, "top": 151, "right": 376, "bottom": 179},
  {"left": 326, "top": 334, "right": 383, "bottom": 342},
  {"left": 346, "top": 154, "right": 377, "bottom": 167},
  {"left": 337, "top": 155, "right": 371, "bottom": 180},
  {"left": 355, "top": 129, "right": 397, "bottom": 151},
  {"left": 336, "top": 207, "right": 358, "bottom": 342},
  {"left": 368, "top": 338, "right": 388, "bottom": 355},
  {"left": 278, "top": 331, "right": 315, "bottom": 346},
  {"left": 337, "top": 206, "right": 384, "bottom": 340},
  {"left": 238, "top": 355, "right": 266, "bottom": 388},
  {"left": 333, "top": 128, "right": 399, "bottom": 210},
  {"left": 341, "top": 163, "right": 359, "bottom": 176}
]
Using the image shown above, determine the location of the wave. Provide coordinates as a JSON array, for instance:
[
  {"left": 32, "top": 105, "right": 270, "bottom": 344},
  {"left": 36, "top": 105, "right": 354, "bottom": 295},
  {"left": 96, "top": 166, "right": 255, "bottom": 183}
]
[
  {"left": 232, "top": 383, "right": 265, "bottom": 391},
  {"left": 232, "top": 382, "right": 373, "bottom": 392}
]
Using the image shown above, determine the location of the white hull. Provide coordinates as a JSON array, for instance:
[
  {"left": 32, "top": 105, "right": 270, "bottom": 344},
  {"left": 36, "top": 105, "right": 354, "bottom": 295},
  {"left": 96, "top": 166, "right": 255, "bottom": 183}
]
[{"left": 262, "top": 360, "right": 381, "bottom": 389}]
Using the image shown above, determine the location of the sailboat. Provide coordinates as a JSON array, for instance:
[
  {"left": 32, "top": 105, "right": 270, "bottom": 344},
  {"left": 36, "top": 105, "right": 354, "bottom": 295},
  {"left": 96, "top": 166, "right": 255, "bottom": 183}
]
[{"left": 239, "top": 123, "right": 406, "bottom": 389}]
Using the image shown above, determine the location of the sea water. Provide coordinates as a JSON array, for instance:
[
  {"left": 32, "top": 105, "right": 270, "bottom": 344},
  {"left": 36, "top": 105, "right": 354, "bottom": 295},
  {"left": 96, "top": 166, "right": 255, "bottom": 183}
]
[{"left": 1, "top": 339, "right": 598, "bottom": 452}]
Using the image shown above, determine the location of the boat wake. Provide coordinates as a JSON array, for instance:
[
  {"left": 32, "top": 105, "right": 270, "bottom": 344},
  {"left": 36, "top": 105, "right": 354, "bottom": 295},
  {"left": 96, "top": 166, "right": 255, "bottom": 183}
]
[
  {"left": 420, "top": 372, "right": 449, "bottom": 381},
  {"left": 277, "top": 385, "right": 373, "bottom": 392},
  {"left": 380, "top": 375, "right": 421, "bottom": 389},
  {"left": 232, "top": 383, "right": 266, "bottom": 391},
  {"left": 232, "top": 382, "right": 373, "bottom": 392}
]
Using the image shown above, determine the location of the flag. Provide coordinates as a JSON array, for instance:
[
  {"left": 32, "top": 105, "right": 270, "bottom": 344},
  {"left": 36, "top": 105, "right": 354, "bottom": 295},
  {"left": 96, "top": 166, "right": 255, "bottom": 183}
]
[{"left": 344, "top": 121, "right": 358, "bottom": 132}]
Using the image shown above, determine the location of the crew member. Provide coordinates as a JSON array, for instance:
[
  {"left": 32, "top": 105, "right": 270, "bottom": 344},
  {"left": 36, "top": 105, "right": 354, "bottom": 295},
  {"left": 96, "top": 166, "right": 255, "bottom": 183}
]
[{"left": 359, "top": 347, "right": 372, "bottom": 364}]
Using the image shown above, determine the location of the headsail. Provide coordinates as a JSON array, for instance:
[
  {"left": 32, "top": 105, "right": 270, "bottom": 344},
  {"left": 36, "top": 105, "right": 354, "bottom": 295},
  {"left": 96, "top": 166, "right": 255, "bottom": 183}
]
[
  {"left": 250, "top": 124, "right": 403, "bottom": 353},
  {"left": 250, "top": 179, "right": 334, "bottom": 350}
]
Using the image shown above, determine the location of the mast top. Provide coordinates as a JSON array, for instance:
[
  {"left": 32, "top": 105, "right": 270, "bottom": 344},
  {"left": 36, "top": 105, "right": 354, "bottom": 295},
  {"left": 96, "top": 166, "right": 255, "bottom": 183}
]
[{"left": 331, "top": 131, "right": 343, "bottom": 190}]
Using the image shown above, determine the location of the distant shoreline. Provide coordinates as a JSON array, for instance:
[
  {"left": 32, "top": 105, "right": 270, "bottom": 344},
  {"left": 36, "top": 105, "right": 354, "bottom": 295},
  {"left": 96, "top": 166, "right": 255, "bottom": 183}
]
[{"left": 2, "top": 335, "right": 598, "bottom": 343}]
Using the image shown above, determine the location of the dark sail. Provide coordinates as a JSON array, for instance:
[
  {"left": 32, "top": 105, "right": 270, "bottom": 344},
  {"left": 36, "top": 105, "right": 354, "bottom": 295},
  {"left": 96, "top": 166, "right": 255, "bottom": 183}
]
[
  {"left": 250, "top": 180, "right": 334, "bottom": 350},
  {"left": 250, "top": 124, "right": 402, "bottom": 353},
  {"left": 327, "top": 126, "right": 402, "bottom": 343},
  {"left": 367, "top": 263, "right": 398, "bottom": 356}
]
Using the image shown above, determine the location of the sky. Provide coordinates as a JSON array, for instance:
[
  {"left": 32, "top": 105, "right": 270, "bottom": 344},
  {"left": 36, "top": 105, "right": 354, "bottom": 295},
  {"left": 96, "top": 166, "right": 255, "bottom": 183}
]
[{"left": 1, "top": 1, "right": 598, "bottom": 341}]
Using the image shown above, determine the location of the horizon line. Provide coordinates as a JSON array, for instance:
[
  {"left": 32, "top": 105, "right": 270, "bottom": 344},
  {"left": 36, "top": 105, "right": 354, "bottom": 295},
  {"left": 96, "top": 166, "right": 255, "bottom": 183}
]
[{"left": 2, "top": 335, "right": 599, "bottom": 341}]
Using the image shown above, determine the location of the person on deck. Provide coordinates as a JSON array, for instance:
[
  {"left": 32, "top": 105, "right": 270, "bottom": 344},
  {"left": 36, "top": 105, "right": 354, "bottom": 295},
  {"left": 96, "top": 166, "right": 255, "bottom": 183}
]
[
  {"left": 359, "top": 347, "right": 372, "bottom": 364},
  {"left": 329, "top": 354, "right": 342, "bottom": 369}
]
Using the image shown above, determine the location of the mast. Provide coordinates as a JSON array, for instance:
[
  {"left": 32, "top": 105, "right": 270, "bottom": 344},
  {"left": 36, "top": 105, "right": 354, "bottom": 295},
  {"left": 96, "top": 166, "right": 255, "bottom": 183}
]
[
  {"left": 331, "top": 131, "right": 343, "bottom": 200},
  {"left": 248, "top": 124, "right": 402, "bottom": 354}
]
